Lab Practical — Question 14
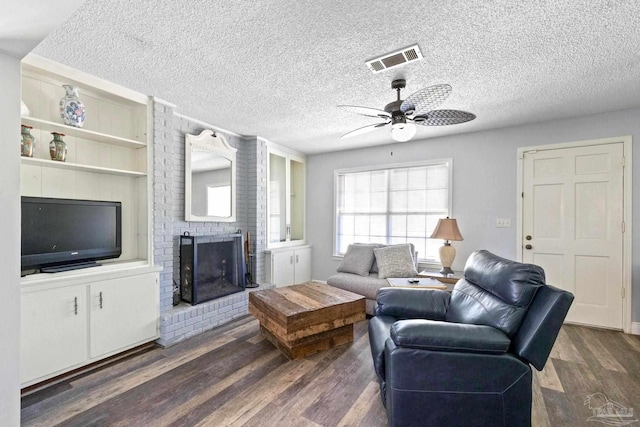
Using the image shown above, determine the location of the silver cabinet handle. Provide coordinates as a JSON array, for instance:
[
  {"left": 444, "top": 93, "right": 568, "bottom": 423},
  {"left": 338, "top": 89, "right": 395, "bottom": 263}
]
[
  {"left": 290, "top": 255, "right": 294, "bottom": 264},
  {"left": 99, "top": 291, "right": 103, "bottom": 309},
  {"left": 74, "top": 296, "right": 78, "bottom": 315},
  {"left": 296, "top": 254, "right": 299, "bottom": 263}
]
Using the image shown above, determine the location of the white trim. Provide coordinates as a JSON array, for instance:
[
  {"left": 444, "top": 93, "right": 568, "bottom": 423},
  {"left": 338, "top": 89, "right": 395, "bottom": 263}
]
[
  {"left": 332, "top": 158, "right": 454, "bottom": 259},
  {"left": 173, "top": 111, "right": 247, "bottom": 139},
  {"left": 22, "top": 54, "right": 148, "bottom": 104},
  {"left": 516, "top": 135, "right": 632, "bottom": 333},
  {"left": 263, "top": 138, "right": 306, "bottom": 159},
  {"left": 185, "top": 130, "right": 237, "bottom": 223},
  {"left": 631, "top": 322, "right": 640, "bottom": 336},
  {"left": 152, "top": 97, "right": 176, "bottom": 108}
]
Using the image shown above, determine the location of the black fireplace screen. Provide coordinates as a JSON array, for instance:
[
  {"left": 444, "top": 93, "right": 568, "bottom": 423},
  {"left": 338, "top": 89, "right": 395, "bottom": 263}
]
[{"left": 180, "top": 233, "right": 246, "bottom": 305}]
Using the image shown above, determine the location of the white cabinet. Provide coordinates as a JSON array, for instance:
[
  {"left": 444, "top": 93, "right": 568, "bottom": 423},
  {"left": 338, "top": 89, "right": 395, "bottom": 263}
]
[
  {"left": 265, "top": 246, "right": 312, "bottom": 286},
  {"left": 20, "top": 267, "right": 160, "bottom": 387},
  {"left": 21, "top": 284, "right": 87, "bottom": 384},
  {"left": 90, "top": 273, "right": 158, "bottom": 358},
  {"left": 267, "top": 146, "right": 305, "bottom": 248},
  {"left": 19, "top": 54, "right": 159, "bottom": 388},
  {"left": 20, "top": 53, "right": 151, "bottom": 263}
]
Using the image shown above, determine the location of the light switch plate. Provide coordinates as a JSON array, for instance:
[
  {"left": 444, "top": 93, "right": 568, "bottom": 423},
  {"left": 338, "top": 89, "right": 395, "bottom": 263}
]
[{"left": 496, "top": 218, "right": 511, "bottom": 228}]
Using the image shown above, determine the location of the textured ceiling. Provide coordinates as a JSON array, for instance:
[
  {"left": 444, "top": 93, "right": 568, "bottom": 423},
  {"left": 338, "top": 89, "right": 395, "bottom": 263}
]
[
  {"left": 33, "top": 0, "right": 640, "bottom": 154},
  {"left": 0, "top": 0, "right": 84, "bottom": 58}
]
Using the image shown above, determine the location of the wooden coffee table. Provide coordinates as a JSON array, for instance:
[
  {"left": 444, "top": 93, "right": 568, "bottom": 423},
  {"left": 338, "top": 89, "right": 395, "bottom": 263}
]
[{"left": 248, "top": 282, "right": 366, "bottom": 359}]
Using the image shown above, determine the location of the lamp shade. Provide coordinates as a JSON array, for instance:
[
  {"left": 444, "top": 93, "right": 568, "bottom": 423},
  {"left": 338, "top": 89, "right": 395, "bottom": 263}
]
[{"left": 430, "top": 217, "right": 463, "bottom": 241}]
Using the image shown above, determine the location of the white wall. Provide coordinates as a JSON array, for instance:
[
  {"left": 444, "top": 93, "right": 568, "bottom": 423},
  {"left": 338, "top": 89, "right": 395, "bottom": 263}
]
[
  {"left": 307, "top": 107, "right": 640, "bottom": 322},
  {"left": 0, "top": 52, "right": 22, "bottom": 426}
]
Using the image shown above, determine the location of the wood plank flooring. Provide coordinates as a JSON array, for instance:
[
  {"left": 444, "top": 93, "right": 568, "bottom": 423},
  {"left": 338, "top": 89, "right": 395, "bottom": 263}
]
[{"left": 21, "top": 317, "right": 640, "bottom": 426}]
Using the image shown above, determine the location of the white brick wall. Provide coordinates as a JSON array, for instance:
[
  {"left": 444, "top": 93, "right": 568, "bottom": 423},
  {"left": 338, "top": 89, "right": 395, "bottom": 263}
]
[{"left": 152, "top": 100, "right": 268, "bottom": 346}]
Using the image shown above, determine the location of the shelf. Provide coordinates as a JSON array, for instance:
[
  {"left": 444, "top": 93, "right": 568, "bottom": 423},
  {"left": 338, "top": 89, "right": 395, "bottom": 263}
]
[
  {"left": 21, "top": 116, "right": 146, "bottom": 149},
  {"left": 21, "top": 157, "right": 146, "bottom": 177}
]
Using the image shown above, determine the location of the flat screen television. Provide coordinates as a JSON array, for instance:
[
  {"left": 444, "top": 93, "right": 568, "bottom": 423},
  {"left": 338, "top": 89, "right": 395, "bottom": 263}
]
[{"left": 21, "top": 197, "right": 122, "bottom": 273}]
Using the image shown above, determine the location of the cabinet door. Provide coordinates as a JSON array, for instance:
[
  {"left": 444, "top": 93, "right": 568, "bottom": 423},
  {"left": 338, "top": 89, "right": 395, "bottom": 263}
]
[
  {"left": 90, "top": 273, "right": 158, "bottom": 358},
  {"left": 21, "top": 285, "right": 87, "bottom": 384},
  {"left": 294, "top": 247, "right": 312, "bottom": 284},
  {"left": 271, "top": 250, "right": 295, "bottom": 286}
]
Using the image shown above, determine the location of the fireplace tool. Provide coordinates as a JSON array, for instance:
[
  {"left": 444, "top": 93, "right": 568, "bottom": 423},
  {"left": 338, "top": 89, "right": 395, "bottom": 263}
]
[{"left": 244, "top": 231, "right": 259, "bottom": 288}]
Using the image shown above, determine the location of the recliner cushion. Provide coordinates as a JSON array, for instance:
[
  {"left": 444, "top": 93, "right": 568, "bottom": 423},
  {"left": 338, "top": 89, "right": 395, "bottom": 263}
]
[
  {"left": 446, "top": 250, "right": 545, "bottom": 337},
  {"left": 463, "top": 249, "right": 544, "bottom": 307},
  {"left": 368, "top": 315, "right": 397, "bottom": 379}
]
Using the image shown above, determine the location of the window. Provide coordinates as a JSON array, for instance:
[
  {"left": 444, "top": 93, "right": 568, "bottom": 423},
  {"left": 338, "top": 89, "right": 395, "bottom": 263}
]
[
  {"left": 206, "top": 185, "right": 231, "bottom": 217},
  {"left": 334, "top": 160, "right": 451, "bottom": 262}
]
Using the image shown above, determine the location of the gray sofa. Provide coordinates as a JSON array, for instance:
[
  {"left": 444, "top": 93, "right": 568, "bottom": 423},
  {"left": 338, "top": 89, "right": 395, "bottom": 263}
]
[{"left": 327, "top": 243, "right": 418, "bottom": 315}]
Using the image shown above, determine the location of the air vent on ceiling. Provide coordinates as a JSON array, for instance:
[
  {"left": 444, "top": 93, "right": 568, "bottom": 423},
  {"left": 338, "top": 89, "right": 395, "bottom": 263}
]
[{"left": 365, "top": 45, "right": 423, "bottom": 74}]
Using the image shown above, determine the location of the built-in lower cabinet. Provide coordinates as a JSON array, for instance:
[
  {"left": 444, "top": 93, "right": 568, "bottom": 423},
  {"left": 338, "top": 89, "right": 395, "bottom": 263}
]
[
  {"left": 89, "top": 274, "right": 158, "bottom": 359},
  {"left": 265, "top": 246, "right": 311, "bottom": 286},
  {"left": 20, "top": 284, "right": 87, "bottom": 384},
  {"left": 20, "top": 265, "right": 160, "bottom": 387}
]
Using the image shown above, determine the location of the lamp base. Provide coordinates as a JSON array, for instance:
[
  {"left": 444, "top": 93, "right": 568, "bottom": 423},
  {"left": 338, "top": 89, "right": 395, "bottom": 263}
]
[
  {"left": 438, "top": 242, "right": 456, "bottom": 276},
  {"left": 439, "top": 266, "right": 455, "bottom": 275}
]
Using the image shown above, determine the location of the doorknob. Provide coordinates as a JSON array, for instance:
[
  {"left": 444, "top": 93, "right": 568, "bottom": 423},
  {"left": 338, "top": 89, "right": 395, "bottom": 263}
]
[
  {"left": 525, "top": 244, "right": 533, "bottom": 250},
  {"left": 525, "top": 235, "right": 532, "bottom": 240}
]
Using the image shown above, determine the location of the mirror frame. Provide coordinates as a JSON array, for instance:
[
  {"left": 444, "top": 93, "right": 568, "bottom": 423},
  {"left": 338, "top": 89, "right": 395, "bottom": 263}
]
[{"left": 185, "top": 129, "right": 237, "bottom": 222}]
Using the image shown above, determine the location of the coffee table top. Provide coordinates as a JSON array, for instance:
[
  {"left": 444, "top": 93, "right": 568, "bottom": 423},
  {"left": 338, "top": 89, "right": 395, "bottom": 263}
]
[{"left": 249, "top": 281, "right": 365, "bottom": 318}]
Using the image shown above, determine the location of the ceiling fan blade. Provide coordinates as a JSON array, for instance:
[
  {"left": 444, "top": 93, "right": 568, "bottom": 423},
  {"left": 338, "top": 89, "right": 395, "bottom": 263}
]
[
  {"left": 341, "top": 121, "right": 389, "bottom": 138},
  {"left": 412, "top": 110, "right": 476, "bottom": 126},
  {"left": 400, "top": 84, "right": 452, "bottom": 115},
  {"left": 338, "top": 105, "right": 391, "bottom": 118}
]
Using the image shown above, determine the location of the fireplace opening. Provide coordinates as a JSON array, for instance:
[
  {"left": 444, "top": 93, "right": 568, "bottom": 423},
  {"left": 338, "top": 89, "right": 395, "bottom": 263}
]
[{"left": 180, "top": 233, "right": 246, "bottom": 305}]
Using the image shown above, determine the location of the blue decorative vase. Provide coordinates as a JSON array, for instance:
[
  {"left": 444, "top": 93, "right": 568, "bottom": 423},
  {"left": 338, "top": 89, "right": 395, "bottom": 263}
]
[{"left": 59, "top": 85, "right": 86, "bottom": 128}]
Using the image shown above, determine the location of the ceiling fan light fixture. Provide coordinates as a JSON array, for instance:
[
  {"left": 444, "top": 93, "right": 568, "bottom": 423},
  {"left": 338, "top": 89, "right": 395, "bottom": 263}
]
[{"left": 391, "top": 122, "right": 416, "bottom": 142}]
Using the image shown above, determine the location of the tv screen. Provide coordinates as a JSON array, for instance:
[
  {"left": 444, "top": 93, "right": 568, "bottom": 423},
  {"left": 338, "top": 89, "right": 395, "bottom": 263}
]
[{"left": 21, "top": 197, "right": 122, "bottom": 272}]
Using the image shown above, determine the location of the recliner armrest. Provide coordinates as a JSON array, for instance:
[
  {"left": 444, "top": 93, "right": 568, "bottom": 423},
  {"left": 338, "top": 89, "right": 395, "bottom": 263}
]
[
  {"left": 376, "top": 287, "right": 450, "bottom": 320},
  {"left": 391, "top": 319, "right": 511, "bottom": 354}
]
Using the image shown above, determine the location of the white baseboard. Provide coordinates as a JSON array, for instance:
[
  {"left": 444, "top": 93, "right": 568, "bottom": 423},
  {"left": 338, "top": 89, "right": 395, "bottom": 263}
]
[{"left": 631, "top": 322, "right": 640, "bottom": 335}]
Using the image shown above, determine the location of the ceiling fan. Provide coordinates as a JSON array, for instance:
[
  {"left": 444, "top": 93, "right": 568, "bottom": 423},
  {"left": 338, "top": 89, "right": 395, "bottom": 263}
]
[{"left": 339, "top": 79, "right": 475, "bottom": 142}]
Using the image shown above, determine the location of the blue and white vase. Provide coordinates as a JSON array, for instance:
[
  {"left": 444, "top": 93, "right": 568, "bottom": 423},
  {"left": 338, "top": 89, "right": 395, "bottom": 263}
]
[{"left": 59, "top": 85, "right": 86, "bottom": 128}]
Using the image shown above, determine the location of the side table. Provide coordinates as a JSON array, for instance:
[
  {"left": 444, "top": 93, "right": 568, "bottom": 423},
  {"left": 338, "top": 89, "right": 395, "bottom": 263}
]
[
  {"left": 387, "top": 277, "right": 450, "bottom": 291},
  {"left": 417, "top": 268, "right": 463, "bottom": 285}
]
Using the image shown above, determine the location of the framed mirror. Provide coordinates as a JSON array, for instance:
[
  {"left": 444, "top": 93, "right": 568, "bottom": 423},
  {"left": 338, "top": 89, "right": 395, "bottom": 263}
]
[{"left": 185, "top": 129, "right": 237, "bottom": 222}]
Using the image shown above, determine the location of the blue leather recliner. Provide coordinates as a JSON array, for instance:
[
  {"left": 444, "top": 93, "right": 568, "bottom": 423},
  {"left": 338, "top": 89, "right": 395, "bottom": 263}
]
[{"left": 368, "top": 250, "right": 574, "bottom": 427}]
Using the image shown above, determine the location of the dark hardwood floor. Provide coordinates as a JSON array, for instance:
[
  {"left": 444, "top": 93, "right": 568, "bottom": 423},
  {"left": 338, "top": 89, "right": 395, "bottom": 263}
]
[{"left": 21, "top": 317, "right": 640, "bottom": 426}]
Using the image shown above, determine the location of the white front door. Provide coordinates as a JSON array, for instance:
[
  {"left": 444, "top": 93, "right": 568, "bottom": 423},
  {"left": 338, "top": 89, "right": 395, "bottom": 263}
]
[{"left": 522, "top": 143, "right": 624, "bottom": 329}]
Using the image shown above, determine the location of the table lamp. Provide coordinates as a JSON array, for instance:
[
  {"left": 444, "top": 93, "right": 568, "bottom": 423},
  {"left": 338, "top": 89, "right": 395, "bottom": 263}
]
[{"left": 430, "top": 217, "right": 463, "bottom": 275}]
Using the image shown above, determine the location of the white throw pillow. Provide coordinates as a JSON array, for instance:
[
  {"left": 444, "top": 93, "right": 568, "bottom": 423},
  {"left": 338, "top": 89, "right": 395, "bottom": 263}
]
[{"left": 374, "top": 244, "right": 418, "bottom": 279}]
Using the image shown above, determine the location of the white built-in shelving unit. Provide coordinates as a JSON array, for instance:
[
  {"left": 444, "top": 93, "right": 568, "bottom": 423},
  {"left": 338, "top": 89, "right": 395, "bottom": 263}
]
[{"left": 19, "top": 54, "right": 160, "bottom": 388}]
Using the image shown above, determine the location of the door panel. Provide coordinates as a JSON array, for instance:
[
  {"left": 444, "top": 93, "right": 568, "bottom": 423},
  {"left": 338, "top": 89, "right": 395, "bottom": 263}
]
[
  {"left": 21, "top": 285, "right": 87, "bottom": 384},
  {"left": 523, "top": 143, "right": 623, "bottom": 329},
  {"left": 90, "top": 273, "right": 158, "bottom": 358}
]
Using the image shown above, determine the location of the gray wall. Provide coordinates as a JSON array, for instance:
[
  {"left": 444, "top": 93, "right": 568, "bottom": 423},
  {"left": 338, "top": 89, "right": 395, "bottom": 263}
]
[
  {"left": 306, "top": 107, "right": 640, "bottom": 322},
  {"left": 0, "top": 52, "right": 21, "bottom": 426}
]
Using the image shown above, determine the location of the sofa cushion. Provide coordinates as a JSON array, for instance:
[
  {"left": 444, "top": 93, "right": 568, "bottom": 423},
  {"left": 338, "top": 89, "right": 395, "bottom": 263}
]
[
  {"left": 374, "top": 244, "right": 418, "bottom": 279},
  {"left": 354, "top": 243, "right": 385, "bottom": 273},
  {"left": 337, "top": 244, "right": 376, "bottom": 276},
  {"left": 327, "top": 272, "right": 389, "bottom": 300}
]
